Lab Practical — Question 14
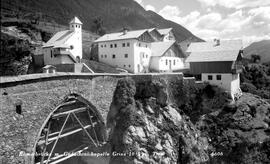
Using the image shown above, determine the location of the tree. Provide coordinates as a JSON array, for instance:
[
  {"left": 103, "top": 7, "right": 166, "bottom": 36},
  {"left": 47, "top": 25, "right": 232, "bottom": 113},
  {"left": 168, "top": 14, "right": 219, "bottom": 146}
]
[
  {"left": 91, "top": 17, "right": 106, "bottom": 36},
  {"left": 251, "top": 54, "right": 261, "bottom": 63}
]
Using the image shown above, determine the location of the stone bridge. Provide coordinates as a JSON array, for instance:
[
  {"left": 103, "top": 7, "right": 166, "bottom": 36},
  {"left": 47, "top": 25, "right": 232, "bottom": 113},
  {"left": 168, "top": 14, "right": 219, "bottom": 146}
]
[{"left": 0, "top": 73, "right": 196, "bottom": 164}]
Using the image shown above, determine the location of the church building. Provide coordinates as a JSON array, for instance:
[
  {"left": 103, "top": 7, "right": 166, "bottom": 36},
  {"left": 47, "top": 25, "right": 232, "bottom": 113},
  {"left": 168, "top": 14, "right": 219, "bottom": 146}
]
[{"left": 43, "top": 17, "right": 83, "bottom": 65}]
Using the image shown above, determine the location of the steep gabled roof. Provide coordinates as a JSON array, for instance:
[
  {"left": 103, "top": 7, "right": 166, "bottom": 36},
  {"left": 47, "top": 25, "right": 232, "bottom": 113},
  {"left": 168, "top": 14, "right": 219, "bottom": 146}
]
[
  {"left": 158, "top": 28, "right": 173, "bottom": 35},
  {"left": 70, "top": 16, "right": 83, "bottom": 25},
  {"left": 151, "top": 41, "right": 175, "bottom": 57},
  {"left": 186, "top": 40, "right": 243, "bottom": 62},
  {"left": 43, "top": 30, "right": 74, "bottom": 48},
  {"left": 186, "top": 40, "right": 242, "bottom": 52},
  {"left": 151, "top": 41, "right": 185, "bottom": 58},
  {"left": 94, "top": 29, "right": 150, "bottom": 42},
  {"left": 186, "top": 50, "right": 241, "bottom": 62}
]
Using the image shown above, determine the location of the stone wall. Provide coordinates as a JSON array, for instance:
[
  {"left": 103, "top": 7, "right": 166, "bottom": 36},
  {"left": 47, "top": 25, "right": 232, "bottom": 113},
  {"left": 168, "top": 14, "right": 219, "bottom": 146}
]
[
  {"left": 0, "top": 73, "right": 193, "bottom": 164},
  {"left": 0, "top": 76, "right": 118, "bottom": 164}
]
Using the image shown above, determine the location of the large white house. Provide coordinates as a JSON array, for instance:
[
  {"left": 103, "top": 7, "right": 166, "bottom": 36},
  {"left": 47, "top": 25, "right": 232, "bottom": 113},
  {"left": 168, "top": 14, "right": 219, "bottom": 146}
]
[
  {"left": 94, "top": 29, "right": 154, "bottom": 73},
  {"left": 43, "top": 17, "right": 83, "bottom": 65},
  {"left": 94, "top": 28, "right": 184, "bottom": 73},
  {"left": 186, "top": 39, "right": 243, "bottom": 100}
]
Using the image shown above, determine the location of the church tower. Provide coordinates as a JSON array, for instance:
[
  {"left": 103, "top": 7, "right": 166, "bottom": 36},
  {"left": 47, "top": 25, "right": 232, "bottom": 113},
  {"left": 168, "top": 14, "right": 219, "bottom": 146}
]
[
  {"left": 69, "top": 17, "right": 83, "bottom": 60},
  {"left": 69, "top": 16, "right": 82, "bottom": 33}
]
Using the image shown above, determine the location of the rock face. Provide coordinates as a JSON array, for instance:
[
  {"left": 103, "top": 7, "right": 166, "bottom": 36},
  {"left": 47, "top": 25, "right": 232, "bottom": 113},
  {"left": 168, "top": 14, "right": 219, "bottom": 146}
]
[
  {"left": 197, "top": 93, "right": 270, "bottom": 163},
  {"left": 107, "top": 78, "right": 209, "bottom": 164},
  {"left": 0, "top": 25, "right": 42, "bottom": 76}
]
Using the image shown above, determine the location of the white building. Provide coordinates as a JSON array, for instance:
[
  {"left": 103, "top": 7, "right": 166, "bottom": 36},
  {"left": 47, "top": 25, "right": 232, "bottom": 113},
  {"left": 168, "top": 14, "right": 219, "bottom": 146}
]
[
  {"left": 157, "top": 28, "right": 176, "bottom": 42},
  {"left": 148, "top": 28, "right": 176, "bottom": 42},
  {"left": 43, "top": 17, "right": 83, "bottom": 65},
  {"left": 94, "top": 29, "right": 154, "bottom": 73},
  {"left": 186, "top": 39, "right": 243, "bottom": 100},
  {"left": 94, "top": 28, "right": 184, "bottom": 73},
  {"left": 149, "top": 41, "right": 186, "bottom": 72}
]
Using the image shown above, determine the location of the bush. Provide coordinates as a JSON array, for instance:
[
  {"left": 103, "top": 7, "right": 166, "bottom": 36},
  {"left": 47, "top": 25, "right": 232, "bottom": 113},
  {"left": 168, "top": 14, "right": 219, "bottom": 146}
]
[
  {"left": 241, "top": 82, "right": 257, "bottom": 93},
  {"left": 241, "top": 63, "right": 270, "bottom": 99}
]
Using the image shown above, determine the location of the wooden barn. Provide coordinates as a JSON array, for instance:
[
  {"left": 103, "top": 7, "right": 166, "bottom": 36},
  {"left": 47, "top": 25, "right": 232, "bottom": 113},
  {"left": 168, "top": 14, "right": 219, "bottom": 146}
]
[{"left": 186, "top": 39, "right": 243, "bottom": 100}]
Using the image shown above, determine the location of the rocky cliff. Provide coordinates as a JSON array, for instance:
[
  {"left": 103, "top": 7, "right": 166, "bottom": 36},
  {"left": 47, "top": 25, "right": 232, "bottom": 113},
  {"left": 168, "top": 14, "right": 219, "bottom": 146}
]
[
  {"left": 0, "top": 28, "right": 34, "bottom": 76},
  {"left": 197, "top": 93, "right": 270, "bottom": 163},
  {"left": 107, "top": 78, "right": 270, "bottom": 163},
  {"left": 107, "top": 78, "right": 209, "bottom": 164}
]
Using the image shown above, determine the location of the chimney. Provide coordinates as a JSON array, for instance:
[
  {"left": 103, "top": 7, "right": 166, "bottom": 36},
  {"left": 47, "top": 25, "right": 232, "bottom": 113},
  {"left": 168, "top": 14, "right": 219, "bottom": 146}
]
[
  {"left": 214, "top": 38, "right": 220, "bottom": 46},
  {"left": 122, "top": 27, "right": 128, "bottom": 35}
]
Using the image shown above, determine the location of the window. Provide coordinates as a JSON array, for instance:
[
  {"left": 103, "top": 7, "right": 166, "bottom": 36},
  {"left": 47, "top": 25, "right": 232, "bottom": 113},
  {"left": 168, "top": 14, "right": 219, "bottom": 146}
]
[
  {"left": 101, "top": 45, "right": 103, "bottom": 48},
  {"left": 145, "top": 44, "right": 148, "bottom": 48},
  {"left": 125, "top": 54, "right": 128, "bottom": 58},
  {"left": 173, "top": 60, "right": 176, "bottom": 65},
  {"left": 105, "top": 55, "right": 107, "bottom": 58},
  {"left": 127, "top": 42, "right": 130, "bottom": 47},
  {"left": 110, "top": 44, "right": 113, "bottom": 48},
  {"left": 114, "top": 44, "right": 117, "bottom": 48},
  {"left": 122, "top": 43, "right": 125, "bottom": 47},
  {"left": 50, "top": 49, "right": 53, "bottom": 58},
  {"left": 146, "top": 55, "right": 148, "bottom": 58},
  {"left": 104, "top": 44, "right": 106, "bottom": 47},
  {"left": 129, "top": 65, "right": 131, "bottom": 68},
  {"left": 72, "top": 25, "right": 74, "bottom": 28},
  {"left": 124, "top": 65, "right": 126, "bottom": 67},
  {"left": 101, "top": 55, "right": 103, "bottom": 58},
  {"left": 139, "top": 43, "right": 141, "bottom": 47},
  {"left": 216, "top": 75, "right": 222, "bottom": 80},
  {"left": 208, "top": 75, "right": 213, "bottom": 80},
  {"left": 142, "top": 54, "right": 144, "bottom": 58},
  {"left": 112, "top": 54, "right": 116, "bottom": 59},
  {"left": 166, "top": 59, "right": 168, "bottom": 65}
]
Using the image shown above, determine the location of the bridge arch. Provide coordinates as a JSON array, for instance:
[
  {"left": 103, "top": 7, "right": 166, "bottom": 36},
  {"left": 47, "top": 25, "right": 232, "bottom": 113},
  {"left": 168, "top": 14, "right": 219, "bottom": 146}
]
[{"left": 33, "top": 93, "right": 107, "bottom": 164}]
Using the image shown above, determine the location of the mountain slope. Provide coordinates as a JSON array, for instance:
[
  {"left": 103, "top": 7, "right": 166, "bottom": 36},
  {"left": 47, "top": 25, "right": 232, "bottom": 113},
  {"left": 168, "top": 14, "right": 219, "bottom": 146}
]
[
  {"left": 1, "top": 0, "right": 202, "bottom": 42},
  {"left": 244, "top": 40, "right": 270, "bottom": 63}
]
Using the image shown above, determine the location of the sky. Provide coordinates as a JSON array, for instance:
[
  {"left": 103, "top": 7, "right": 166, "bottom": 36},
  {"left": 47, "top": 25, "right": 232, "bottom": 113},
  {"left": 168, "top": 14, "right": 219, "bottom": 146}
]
[{"left": 134, "top": 0, "right": 270, "bottom": 47}]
